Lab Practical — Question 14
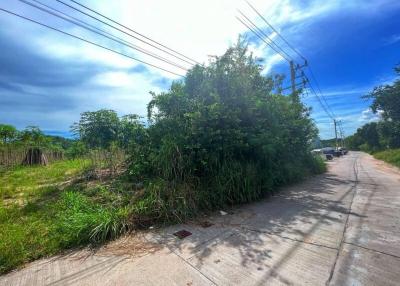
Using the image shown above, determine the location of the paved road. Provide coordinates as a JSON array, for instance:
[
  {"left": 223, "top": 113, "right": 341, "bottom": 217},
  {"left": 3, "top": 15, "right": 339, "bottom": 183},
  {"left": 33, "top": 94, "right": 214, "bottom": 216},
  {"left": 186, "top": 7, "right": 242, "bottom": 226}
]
[{"left": 1, "top": 152, "right": 400, "bottom": 285}]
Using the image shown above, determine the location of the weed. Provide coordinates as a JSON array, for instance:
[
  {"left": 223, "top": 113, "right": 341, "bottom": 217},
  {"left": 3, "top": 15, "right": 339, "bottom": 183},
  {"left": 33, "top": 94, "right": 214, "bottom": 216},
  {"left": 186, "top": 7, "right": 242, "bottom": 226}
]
[
  {"left": 0, "top": 159, "right": 130, "bottom": 274},
  {"left": 373, "top": 149, "right": 400, "bottom": 168}
]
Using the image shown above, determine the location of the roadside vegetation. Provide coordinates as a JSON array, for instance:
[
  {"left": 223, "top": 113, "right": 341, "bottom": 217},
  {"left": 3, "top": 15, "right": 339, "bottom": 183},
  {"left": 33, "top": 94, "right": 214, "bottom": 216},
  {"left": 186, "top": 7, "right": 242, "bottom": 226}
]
[
  {"left": 347, "top": 64, "right": 400, "bottom": 167},
  {"left": 0, "top": 159, "right": 133, "bottom": 273},
  {"left": 373, "top": 149, "right": 400, "bottom": 168},
  {"left": 0, "top": 41, "right": 326, "bottom": 274}
]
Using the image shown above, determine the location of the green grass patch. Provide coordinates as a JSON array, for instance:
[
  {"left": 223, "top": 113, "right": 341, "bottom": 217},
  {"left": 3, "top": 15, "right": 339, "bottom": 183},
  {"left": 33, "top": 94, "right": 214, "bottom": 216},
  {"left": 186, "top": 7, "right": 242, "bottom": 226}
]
[
  {"left": 0, "top": 160, "right": 130, "bottom": 274},
  {"left": 373, "top": 149, "right": 400, "bottom": 168},
  {"left": 0, "top": 159, "right": 90, "bottom": 200}
]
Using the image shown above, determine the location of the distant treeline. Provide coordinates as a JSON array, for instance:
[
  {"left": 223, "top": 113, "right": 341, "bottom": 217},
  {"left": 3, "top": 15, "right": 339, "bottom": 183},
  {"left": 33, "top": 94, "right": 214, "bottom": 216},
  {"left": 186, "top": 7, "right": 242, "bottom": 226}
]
[
  {"left": 346, "top": 65, "right": 400, "bottom": 152},
  {"left": 0, "top": 125, "right": 73, "bottom": 150},
  {"left": 320, "top": 138, "right": 344, "bottom": 148},
  {"left": 0, "top": 125, "right": 73, "bottom": 167}
]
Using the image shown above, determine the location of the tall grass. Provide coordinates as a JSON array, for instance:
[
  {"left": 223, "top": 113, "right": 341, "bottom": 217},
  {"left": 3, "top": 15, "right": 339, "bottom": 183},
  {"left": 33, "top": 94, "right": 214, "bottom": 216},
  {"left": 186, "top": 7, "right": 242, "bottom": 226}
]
[
  {"left": 0, "top": 159, "right": 130, "bottom": 274},
  {"left": 131, "top": 155, "right": 327, "bottom": 225},
  {"left": 373, "top": 149, "right": 400, "bottom": 168}
]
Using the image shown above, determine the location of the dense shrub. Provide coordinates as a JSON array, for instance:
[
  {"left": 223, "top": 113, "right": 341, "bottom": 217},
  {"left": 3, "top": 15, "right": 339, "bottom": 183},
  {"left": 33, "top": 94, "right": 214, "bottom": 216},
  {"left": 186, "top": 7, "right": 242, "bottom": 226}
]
[{"left": 128, "top": 42, "right": 323, "bottom": 222}]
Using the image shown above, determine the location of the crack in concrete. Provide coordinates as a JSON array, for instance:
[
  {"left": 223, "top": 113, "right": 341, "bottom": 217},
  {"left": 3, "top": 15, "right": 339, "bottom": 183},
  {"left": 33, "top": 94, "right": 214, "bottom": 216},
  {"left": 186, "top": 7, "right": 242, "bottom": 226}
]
[
  {"left": 239, "top": 226, "right": 339, "bottom": 251},
  {"left": 343, "top": 241, "right": 400, "bottom": 260},
  {"left": 326, "top": 155, "right": 359, "bottom": 286},
  {"left": 171, "top": 250, "right": 218, "bottom": 286}
]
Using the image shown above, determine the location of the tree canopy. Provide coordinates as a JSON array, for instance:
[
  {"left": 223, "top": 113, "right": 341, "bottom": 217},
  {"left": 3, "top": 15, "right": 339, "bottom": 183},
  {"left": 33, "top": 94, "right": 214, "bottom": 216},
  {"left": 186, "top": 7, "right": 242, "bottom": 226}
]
[
  {"left": 0, "top": 124, "right": 17, "bottom": 144},
  {"left": 365, "top": 65, "right": 400, "bottom": 121},
  {"left": 348, "top": 64, "right": 400, "bottom": 151},
  {"left": 123, "top": 41, "right": 323, "bottom": 218},
  {"left": 72, "top": 109, "right": 120, "bottom": 149}
]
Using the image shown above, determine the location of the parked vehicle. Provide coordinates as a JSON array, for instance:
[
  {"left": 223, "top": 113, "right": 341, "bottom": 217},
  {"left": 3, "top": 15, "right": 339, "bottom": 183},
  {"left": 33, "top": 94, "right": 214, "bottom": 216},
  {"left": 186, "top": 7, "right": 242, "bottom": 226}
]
[
  {"left": 314, "top": 148, "right": 334, "bottom": 161},
  {"left": 322, "top": 147, "right": 335, "bottom": 156},
  {"left": 338, "top": 147, "right": 348, "bottom": 155},
  {"left": 325, "top": 154, "right": 334, "bottom": 160},
  {"left": 311, "top": 149, "right": 322, "bottom": 155},
  {"left": 333, "top": 150, "right": 342, "bottom": 157},
  {"left": 322, "top": 147, "right": 342, "bottom": 157}
]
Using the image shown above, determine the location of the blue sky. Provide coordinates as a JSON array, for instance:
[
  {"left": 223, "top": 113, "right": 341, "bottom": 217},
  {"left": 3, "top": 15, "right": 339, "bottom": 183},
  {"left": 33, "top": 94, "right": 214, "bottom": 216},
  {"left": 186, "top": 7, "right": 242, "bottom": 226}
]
[{"left": 0, "top": 0, "right": 399, "bottom": 139}]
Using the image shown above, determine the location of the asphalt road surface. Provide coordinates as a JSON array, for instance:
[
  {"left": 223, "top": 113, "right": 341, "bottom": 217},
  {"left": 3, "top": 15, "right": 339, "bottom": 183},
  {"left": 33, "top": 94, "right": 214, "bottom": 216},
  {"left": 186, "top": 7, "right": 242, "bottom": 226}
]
[{"left": 1, "top": 151, "right": 400, "bottom": 285}]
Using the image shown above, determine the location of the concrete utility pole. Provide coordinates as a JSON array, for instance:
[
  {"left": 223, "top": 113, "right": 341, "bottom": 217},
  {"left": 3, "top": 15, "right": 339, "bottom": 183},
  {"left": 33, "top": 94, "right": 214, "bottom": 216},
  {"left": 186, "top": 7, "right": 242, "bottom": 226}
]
[
  {"left": 339, "top": 121, "right": 346, "bottom": 148},
  {"left": 334, "top": 119, "right": 338, "bottom": 149},
  {"left": 290, "top": 61, "right": 296, "bottom": 98}
]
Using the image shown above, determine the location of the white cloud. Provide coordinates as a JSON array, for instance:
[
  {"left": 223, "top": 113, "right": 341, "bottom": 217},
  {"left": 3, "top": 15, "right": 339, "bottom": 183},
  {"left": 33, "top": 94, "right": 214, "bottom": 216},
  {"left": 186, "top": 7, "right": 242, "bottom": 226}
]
[
  {"left": 321, "top": 87, "right": 370, "bottom": 97},
  {"left": 383, "top": 34, "right": 400, "bottom": 46},
  {"left": 90, "top": 72, "right": 135, "bottom": 87},
  {"left": 359, "top": 108, "right": 382, "bottom": 123},
  {"left": 1, "top": 0, "right": 398, "bottom": 134},
  {"left": 0, "top": 0, "right": 350, "bottom": 76}
]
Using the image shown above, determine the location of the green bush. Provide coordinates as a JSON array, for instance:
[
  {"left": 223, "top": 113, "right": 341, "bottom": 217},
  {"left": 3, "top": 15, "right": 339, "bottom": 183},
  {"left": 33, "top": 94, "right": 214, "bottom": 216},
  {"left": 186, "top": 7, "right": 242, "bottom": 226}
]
[
  {"left": 127, "top": 41, "right": 324, "bottom": 223},
  {"left": 65, "top": 141, "right": 87, "bottom": 159}
]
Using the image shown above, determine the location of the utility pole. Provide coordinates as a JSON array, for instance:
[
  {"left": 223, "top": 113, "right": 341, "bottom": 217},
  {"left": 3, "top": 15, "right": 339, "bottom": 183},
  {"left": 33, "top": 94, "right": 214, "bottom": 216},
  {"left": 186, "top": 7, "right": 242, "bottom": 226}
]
[
  {"left": 290, "top": 61, "right": 297, "bottom": 100},
  {"left": 340, "top": 124, "right": 344, "bottom": 148},
  {"left": 334, "top": 119, "right": 338, "bottom": 149},
  {"left": 339, "top": 121, "right": 346, "bottom": 148}
]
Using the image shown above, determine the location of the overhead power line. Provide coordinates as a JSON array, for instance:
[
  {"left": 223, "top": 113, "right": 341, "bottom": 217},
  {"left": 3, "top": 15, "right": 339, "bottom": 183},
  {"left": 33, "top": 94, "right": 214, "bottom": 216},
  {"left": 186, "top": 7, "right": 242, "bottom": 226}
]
[
  {"left": 240, "top": 0, "right": 333, "bottom": 123},
  {"left": 243, "top": 0, "right": 338, "bottom": 123},
  {"left": 307, "top": 66, "right": 336, "bottom": 118},
  {"left": 20, "top": 0, "right": 189, "bottom": 71},
  {"left": 237, "top": 9, "right": 293, "bottom": 62},
  {"left": 304, "top": 75, "right": 335, "bottom": 120},
  {"left": 236, "top": 16, "right": 291, "bottom": 63},
  {"left": 244, "top": 0, "right": 306, "bottom": 62},
  {"left": 0, "top": 7, "right": 185, "bottom": 77},
  {"left": 57, "top": 0, "right": 201, "bottom": 66},
  {"left": 248, "top": 2, "right": 337, "bottom": 120}
]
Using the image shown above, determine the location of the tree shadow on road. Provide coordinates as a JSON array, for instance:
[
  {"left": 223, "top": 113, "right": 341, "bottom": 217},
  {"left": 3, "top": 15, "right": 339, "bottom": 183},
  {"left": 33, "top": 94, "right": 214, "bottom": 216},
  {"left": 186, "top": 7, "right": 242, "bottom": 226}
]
[{"left": 163, "top": 171, "right": 357, "bottom": 285}]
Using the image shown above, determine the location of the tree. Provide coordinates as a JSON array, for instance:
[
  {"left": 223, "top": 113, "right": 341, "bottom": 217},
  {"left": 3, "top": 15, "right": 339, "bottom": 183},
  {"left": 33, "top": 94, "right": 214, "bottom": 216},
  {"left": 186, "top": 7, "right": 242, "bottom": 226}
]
[
  {"left": 119, "top": 114, "right": 147, "bottom": 149},
  {"left": 363, "top": 64, "right": 400, "bottom": 148},
  {"left": 19, "top": 126, "right": 47, "bottom": 146},
  {"left": 347, "top": 123, "right": 381, "bottom": 151},
  {"left": 0, "top": 124, "right": 17, "bottom": 144},
  {"left": 365, "top": 65, "right": 400, "bottom": 121},
  {"left": 360, "top": 123, "right": 381, "bottom": 151},
  {"left": 132, "top": 40, "right": 320, "bottom": 213},
  {"left": 72, "top": 109, "right": 120, "bottom": 149},
  {"left": 65, "top": 140, "right": 87, "bottom": 159}
]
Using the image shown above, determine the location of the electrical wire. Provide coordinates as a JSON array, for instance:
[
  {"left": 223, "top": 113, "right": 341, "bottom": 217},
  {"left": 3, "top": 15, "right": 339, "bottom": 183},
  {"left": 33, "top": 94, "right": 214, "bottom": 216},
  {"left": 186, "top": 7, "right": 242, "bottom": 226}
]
[
  {"left": 20, "top": 0, "right": 189, "bottom": 71},
  {"left": 57, "top": 0, "right": 201, "bottom": 66},
  {"left": 0, "top": 7, "right": 185, "bottom": 77},
  {"left": 305, "top": 76, "right": 335, "bottom": 120},
  {"left": 237, "top": 9, "right": 293, "bottom": 62},
  {"left": 308, "top": 65, "right": 336, "bottom": 118},
  {"left": 244, "top": 0, "right": 306, "bottom": 62},
  {"left": 236, "top": 16, "right": 291, "bottom": 62},
  {"left": 244, "top": 1, "right": 339, "bottom": 124}
]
